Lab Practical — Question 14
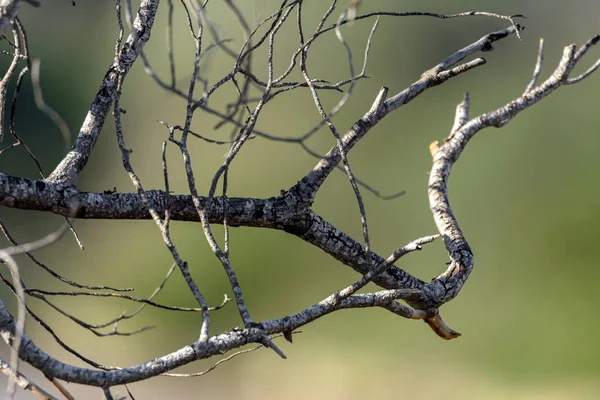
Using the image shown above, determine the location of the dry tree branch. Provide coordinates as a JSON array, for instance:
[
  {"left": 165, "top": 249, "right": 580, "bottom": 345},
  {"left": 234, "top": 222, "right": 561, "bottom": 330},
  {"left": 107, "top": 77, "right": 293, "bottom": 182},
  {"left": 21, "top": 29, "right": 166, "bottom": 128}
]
[
  {"left": 0, "top": 218, "right": 124, "bottom": 376},
  {"left": 0, "top": 252, "right": 25, "bottom": 400},
  {"left": 0, "top": 22, "right": 596, "bottom": 336},
  {"left": 31, "top": 60, "right": 71, "bottom": 152},
  {"left": 0, "top": 1, "right": 597, "bottom": 397},
  {"left": 48, "top": 0, "right": 159, "bottom": 184},
  {"left": 0, "top": 21, "right": 21, "bottom": 145},
  {"left": 0, "top": 356, "right": 57, "bottom": 400},
  {"left": 423, "top": 34, "right": 600, "bottom": 312},
  {"left": 297, "top": 24, "right": 522, "bottom": 204},
  {"left": 0, "top": 282, "right": 426, "bottom": 387},
  {"left": 111, "top": 2, "right": 212, "bottom": 341},
  {"left": 32, "top": 56, "right": 84, "bottom": 249},
  {"left": 523, "top": 38, "right": 545, "bottom": 94},
  {"left": 0, "top": 211, "right": 78, "bottom": 398},
  {"left": 0, "top": 219, "right": 125, "bottom": 291},
  {"left": 169, "top": 2, "right": 300, "bottom": 335},
  {"left": 297, "top": 1, "right": 373, "bottom": 257}
]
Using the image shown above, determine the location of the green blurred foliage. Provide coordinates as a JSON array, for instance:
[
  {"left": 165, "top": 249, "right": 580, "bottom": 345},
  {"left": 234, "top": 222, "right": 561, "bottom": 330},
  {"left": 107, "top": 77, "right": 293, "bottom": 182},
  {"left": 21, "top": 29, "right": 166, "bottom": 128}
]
[{"left": 1, "top": 0, "right": 599, "bottom": 398}]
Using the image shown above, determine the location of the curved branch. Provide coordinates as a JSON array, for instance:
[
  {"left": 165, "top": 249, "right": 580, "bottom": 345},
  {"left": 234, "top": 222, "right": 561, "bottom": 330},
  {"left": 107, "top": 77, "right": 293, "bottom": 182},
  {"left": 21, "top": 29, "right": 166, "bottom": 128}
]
[
  {"left": 0, "top": 286, "right": 418, "bottom": 387},
  {"left": 422, "top": 35, "right": 600, "bottom": 311}
]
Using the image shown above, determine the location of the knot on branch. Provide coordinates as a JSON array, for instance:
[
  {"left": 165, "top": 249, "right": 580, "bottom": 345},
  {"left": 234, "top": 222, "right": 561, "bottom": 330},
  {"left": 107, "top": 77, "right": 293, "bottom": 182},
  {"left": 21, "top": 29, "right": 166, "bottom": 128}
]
[{"left": 275, "top": 189, "right": 312, "bottom": 235}]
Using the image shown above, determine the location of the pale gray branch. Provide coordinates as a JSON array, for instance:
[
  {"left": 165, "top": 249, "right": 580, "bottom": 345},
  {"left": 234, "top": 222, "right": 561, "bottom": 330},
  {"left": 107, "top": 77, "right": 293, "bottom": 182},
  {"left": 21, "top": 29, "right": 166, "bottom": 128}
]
[
  {"left": 0, "top": 251, "right": 25, "bottom": 399},
  {"left": 0, "top": 286, "right": 419, "bottom": 387},
  {"left": 297, "top": 25, "right": 522, "bottom": 204},
  {"left": 47, "top": 0, "right": 160, "bottom": 184},
  {"left": 0, "top": 356, "right": 57, "bottom": 400},
  {"left": 524, "top": 38, "right": 545, "bottom": 94},
  {"left": 424, "top": 35, "right": 600, "bottom": 312}
]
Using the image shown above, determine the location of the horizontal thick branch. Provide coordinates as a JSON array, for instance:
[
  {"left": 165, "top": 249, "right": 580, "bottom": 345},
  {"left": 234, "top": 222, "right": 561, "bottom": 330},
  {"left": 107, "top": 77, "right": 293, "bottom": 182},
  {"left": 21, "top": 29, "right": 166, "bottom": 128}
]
[
  {"left": 0, "top": 173, "right": 277, "bottom": 226},
  {"left": 0, "top": 172, "right": 423, "bottom": 292}
]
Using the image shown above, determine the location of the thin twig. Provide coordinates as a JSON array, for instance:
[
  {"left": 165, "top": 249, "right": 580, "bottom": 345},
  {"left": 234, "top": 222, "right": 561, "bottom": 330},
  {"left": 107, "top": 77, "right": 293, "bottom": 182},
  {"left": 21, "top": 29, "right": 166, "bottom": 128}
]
[
  {"left": 524, "top": 38, "right": 545, "bottom": 94},
  {"left": 0, "top": 219, "right": 127, "bottom": 291},
  {"left": 0, "top": 252, "right": 25, "bottom": 399},
  {"left": 298, "top": 2, "right": 372, "bottom": 257},
  {"left": 112, "top": 1, "right": 212, "bottom": 342},
  {"left": 0, "top": 357, "right": 58, "bottom": 399}
]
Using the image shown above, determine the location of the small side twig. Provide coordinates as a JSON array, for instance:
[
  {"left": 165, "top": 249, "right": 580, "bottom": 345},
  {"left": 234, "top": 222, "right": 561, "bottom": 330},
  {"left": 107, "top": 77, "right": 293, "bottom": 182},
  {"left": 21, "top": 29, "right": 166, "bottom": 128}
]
[
  {"left": 0, "top": 356, "right": 58, "bottom": 400},
  {"left": 523, "top": 38, "right": 545, "bottom": 94}
]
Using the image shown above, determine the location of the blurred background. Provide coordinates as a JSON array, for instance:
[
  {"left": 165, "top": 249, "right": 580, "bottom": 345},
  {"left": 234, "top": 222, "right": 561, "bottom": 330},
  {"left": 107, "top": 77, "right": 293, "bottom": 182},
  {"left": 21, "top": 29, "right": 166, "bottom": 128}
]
[{"left": 1, "top": 0, "right": 599, "bottom": 398}]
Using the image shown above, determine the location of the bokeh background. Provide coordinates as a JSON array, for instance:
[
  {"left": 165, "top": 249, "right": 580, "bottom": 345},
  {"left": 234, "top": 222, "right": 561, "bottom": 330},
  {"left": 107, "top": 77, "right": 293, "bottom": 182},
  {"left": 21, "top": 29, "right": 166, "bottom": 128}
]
[{"left": 1, "top": 0, "right": 599, "bottom": 398}]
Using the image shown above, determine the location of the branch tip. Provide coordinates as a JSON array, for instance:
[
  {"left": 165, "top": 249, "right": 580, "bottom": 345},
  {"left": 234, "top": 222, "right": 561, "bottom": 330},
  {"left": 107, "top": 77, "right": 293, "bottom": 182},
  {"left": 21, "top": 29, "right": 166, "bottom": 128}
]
[
  {"left": 423, "top": 313, "right": 461, "bottom": 340},
  {"left": 260, "top": 336, "right": 287, "bottom": 359},
  {"left": 367, "top": 86, "right": 388, "bottom": 119},
  {"left": 429, "top": 141, "right": 440, "bottom": 158}
]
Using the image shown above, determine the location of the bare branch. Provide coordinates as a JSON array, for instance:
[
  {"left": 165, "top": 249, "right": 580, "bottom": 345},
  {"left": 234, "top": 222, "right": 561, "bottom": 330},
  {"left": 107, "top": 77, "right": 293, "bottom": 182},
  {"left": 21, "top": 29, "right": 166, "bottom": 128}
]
[
  {"left": 0, "top": 21, "right": 22, "bottom": 145},
  {"left": 31, "top": 59, "right": 71, "bottom": 151},
  {"left": 0, "top": 287, "right": 422, "bottom": 386},
  {"left": 0, "top": 250, "right": 26, "bottom": 399},
  {"left": 297, "top": 24, "right": 522, "bottom": 204},
  {"left": 48, "top": 0, "right": 160, "bottom": 184},
  {"left": 113, "top": 63, "right": 212, "bottom": 342},
  {"left": 0, "top": 356, "right": 57, "bottom": 400},
  {"left": 566, "top": 34, "right": 600, "bottom": 84},
  {"left": 422, "top": 35, "right": 600, "bottom": 317},
  {"left": 0, "top": 218, "right": 125, "bottom": 291},
  {"left": 50, "top": 379, "right": 74, "bottom": 400},
  {"left": 0, "top": 0, "right": 597, "bottom": 392},
  {"left": 524, "top": 38, "right": 545, "bottom": 94},
  {"left": 298, "top": 1, "right": 372, "bottom": 256}
]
